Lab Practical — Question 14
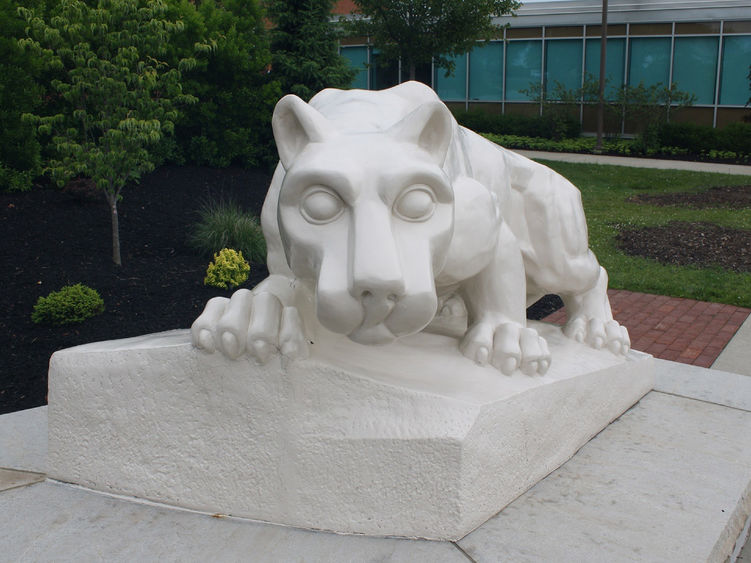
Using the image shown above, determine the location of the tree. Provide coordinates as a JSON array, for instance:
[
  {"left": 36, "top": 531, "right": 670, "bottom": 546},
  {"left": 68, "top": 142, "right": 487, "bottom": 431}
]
[
  {"left": 348, "top": 0, "right": 520, "bottom": 81},
  {"left": 163, "top": 0, "right": 281, "bottom": 167},
  {"left": 20, "top": 0, "right": 196, "bottom": 265},
  {"left": 267, "top": 0, "right": 355, "bottom": 101},
  {"left": 0, "top": 0, "right": 45, "bottom": 191}
]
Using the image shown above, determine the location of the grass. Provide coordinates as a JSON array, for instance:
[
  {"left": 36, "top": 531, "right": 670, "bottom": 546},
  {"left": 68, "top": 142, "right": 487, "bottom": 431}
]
[
  {"left": 535, "top": 160, "right": 751, "bottom": 308},
  {"left": 188, "top": 199, "right": 267, "bottom": 264}
]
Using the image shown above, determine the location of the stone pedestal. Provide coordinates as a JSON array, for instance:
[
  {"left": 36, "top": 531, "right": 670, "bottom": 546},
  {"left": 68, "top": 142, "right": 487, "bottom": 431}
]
[{"left": 47, "top": 322, "right": 653, "bottom": 540}]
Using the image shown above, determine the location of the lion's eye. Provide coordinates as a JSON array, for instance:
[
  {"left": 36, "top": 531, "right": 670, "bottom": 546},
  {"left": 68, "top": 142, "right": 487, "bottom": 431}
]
[
  {"left": 301, "top": 188, "right": 344, "bottom": 224},
  {"left": 394, "top": 186, "right": 436, "bottom": 221}
]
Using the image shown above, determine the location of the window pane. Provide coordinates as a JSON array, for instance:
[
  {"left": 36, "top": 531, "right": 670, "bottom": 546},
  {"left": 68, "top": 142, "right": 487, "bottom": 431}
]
[
  {"left": 673, "top": 37, "right": 718, "bottom": 104},
  {"left": 469, "top": 42, "right": 503, "bottom": 100},
  {"left": 545, "top": 39, "right": 583, "bottom": 98},
  {"left": 508, "top": 27, "right": 542, "bottom": 39},
  {"left": 506, "top": 40, "right": 542, "bottom": 101},
  {"left": 724, "top": 21, "right": 751, "bottom": 34},
  {"left": 720, "top": 35, "right": 751, "bottom": 105},
  {"left": 629, "top": 23, "right": 672, "bottom": 36},
  {"left": 629, "top": 37, "right": 671, "bottom": 86},
  {"left": 340, "top": 46, "right": 368, "bottom": 90},
  {"left": 585, "top": 38, "right": 626, "bottom": 97},
  {"left": 546, "top": 26, "right": 582, "bottom": 38},
  {"left": 435, "top": 54, "right": 467, "bottom": 101},
  {"left": 675, "top": 22, "right": 720, "bottom": 35}
]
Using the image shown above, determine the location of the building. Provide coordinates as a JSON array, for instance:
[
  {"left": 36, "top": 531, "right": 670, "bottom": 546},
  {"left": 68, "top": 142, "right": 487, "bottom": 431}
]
[{"left": 336, "top": 0, "right": 751, "bottom": 129}]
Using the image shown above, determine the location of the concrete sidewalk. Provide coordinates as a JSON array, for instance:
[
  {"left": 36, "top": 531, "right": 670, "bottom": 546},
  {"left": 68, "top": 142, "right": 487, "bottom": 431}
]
[{"left": 514, "top": 149, "right": 751, "bottom": 176}]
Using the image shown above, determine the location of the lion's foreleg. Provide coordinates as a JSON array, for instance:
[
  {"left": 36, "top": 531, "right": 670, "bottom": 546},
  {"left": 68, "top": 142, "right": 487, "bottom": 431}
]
[{"left": 458, "top": 221, "right": 550, "bottom": 375}]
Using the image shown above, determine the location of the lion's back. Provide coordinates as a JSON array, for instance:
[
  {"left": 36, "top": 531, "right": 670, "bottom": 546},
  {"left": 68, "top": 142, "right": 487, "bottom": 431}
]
[{"left": 309, "top": 82, "right": 443, "bottom": 134}]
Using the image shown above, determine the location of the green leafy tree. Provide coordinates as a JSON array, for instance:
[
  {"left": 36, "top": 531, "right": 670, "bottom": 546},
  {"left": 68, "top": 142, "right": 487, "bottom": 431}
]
[
  {"left": 19, "top": 0, "right": 196, "bottom": 265},
  {"left": 348, "top": 0, "right": 520, "bottom": 80},
  {"left": 0, "top": 0, "right": 45, "bottom": 191},
  {"left": 163, "top": 0, "right": 281, "bottom": 167},
  {"left": 267, "top": 0, "right": 355, "bottom": 101}
]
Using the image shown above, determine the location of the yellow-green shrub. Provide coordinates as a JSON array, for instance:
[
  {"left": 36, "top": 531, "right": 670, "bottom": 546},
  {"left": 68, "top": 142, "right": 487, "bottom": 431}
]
[
  {"left": 31, "top": 283, "right": 104, "bottom": 325},
  {"left": 204, "top": 248, "right": 250, "bottom": 289}
]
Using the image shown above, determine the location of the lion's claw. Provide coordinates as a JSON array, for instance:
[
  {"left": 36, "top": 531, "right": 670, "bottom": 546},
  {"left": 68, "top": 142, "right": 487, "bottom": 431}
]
[
  {"left": 564, "top": 316, "right": 630, "bottom": 356},
  {"left": 461, "top": 321, "right": 550, "bottom": 376},
  {"left": 191, "top": 289, "right": 308, "bottom": 364}
]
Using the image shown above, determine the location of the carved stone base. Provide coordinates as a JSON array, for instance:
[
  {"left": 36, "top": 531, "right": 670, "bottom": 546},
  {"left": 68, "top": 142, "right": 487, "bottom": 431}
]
[{"left": 47, "top": 323, "right": 653, "bottom": 540}]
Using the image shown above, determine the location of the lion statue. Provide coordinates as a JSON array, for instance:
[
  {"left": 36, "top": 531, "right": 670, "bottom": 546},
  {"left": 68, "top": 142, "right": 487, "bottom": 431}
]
[{"left": 191, "top": 81, "right": 630, "bottom": 376}]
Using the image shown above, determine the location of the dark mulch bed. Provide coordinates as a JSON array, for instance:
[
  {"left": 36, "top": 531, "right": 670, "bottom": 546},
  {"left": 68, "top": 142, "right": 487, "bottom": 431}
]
[
  {"left": 1, "top": 166, "right": 272, "bottom": 415},
  {"left": 627, "top": 185, "right": 751, "bottom": 208},
  {"left": 617, "top": 221, "right": 751, "bottom": 273}
]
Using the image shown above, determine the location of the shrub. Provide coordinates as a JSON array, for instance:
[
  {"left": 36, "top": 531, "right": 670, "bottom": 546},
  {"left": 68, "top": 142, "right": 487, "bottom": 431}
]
[
  {"left": 658, "top": 122, "right": 717, "bottom": 155},
  {"left": 189, "top": 199, "right": 267, "bottom": 264},
  {"left": 716, "top": 122, "right": 751, "bottom": 155},
  {"left": 31, "top": 284, "right": 104, "bottom": 326},
  {"left": 453, "top": 109, "right": 580, "bottom": 140},
  {"left": 204, "top": 248, "right": 250, "bottom": 289}
]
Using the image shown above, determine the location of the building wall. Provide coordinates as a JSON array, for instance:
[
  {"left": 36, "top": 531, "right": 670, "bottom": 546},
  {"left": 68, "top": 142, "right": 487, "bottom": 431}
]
[{"left": 338, "top": 0, "right": 751, "bottom": 129}]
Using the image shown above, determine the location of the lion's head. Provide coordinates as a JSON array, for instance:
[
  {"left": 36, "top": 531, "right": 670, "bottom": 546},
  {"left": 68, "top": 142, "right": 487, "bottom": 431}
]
[{"left": 271, "top": 95, "right": 455, "bottom": 345}]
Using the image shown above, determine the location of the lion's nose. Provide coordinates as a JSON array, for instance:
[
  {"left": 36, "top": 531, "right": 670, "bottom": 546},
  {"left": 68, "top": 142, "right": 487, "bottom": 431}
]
[
  {"left": 358, "top": 291, "right": 398, "bottom": 329},
  {"left": 351, "top": 202, "right": 405, "bottom": 301}
]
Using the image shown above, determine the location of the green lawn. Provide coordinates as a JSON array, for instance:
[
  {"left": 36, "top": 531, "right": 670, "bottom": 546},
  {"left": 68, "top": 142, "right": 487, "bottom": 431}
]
[{"left": 535, "top": 160, "right": 751, "bottom": 308}]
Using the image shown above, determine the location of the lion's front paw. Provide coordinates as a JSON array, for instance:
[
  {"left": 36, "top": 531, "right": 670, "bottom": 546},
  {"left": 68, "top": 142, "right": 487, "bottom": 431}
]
[
  {"left": 460, "top": 321, "right": 550, "bottom": 376},
  {"left": 191, "top": 288, "right": 309, "bottom": 364},
  {"left": 564, "top": 316, "right": 630, "bottom": 356}
]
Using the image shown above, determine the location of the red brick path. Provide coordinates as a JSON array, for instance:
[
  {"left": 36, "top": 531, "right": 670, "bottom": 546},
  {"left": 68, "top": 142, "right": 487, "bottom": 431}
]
[{"left": 543, "top": 290, "right": 751, "bottom": 368}]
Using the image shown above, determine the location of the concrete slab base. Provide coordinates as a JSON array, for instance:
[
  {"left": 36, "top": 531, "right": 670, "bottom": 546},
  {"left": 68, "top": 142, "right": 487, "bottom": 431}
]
[
  {"left": 45, "top": 323, "right": 652, "bottom": 540},
  {"left": 2, "top": 355, "right": 751, "bottom": 560}
]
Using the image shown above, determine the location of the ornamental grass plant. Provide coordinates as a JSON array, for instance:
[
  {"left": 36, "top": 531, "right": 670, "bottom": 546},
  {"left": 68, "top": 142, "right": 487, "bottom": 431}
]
[{"left": 189, "top": 199, "right": 267, "bottom": 264}]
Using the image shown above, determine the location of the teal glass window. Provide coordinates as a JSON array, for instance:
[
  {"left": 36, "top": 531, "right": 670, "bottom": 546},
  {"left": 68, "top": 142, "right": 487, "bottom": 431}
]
[
  {"left": 469, "top": 42, "right": 503, "bottom": 100},
  {"left": 340, "top": 46, "right": 368, "bottom": 90},
  {"left": 585, "top": 38, "right": 626, "bottom": 98},
  {"left": 506, "top": 40, "right": 543, "bottom": 101},
  {"left": 628, "top": 37, "right": 671, "bottom": 87},
  {"left": 720, "top": 35, "right": 751, "bottom": 105},
  {"left": 545, "top": 39, "right": 583, "bottom": 98},
  {"left": 435, "top": 54, "right": 467, "bottom": 101},
  {"left": 673, "top": 37, "right": 719, "bottom": 105}
]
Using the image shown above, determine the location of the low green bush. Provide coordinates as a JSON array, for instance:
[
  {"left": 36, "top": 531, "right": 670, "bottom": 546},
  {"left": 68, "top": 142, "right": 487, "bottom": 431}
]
[
  {"left": 189, "top": 199, "right": 267, "bottom": 264},
  {"left": 204, "top": 248, "right": 250, "bottom": 289},
  {"left": 481, "top": 133, "right": 638, "bottom": 155},
  {"left": 31, "top": 284, "right": 104, "bottom": 326},
  {"left": 717, "top": 122, "right": 751, "bottom": 154},
  {"left": 657, "top": 122, "right": 717, "bottom": 155}
]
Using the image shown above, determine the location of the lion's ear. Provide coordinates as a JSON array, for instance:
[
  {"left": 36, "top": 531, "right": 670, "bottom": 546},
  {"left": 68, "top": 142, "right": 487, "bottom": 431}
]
[
  {"left": 272, "top": 95, "right": 334, "bottom": 169},
  {"left": 387, "top": 101, "right": 453, "bottom": 165}
]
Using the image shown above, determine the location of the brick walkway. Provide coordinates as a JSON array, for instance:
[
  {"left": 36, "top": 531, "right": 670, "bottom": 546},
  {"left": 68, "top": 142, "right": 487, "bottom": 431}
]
[{"left": 543, "top": 290, "right": 751, "bottom": 368}]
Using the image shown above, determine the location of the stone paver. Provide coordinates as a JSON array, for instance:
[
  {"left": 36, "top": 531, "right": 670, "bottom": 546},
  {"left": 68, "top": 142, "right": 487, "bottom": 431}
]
[
  {"left": 544, "top": 290, "right": 751, "bottom": 370},
  {"left": 0, "top": 468, "right": 44, "bottom": 492},
  {"left": 0, "top": 481, "right": 466, "bottom": 563},
  {"left": 714, "top": 314, "right": 751, "bottom": 376},
  {"left": 0, "top": 406, "right": 47, "bottom": 473},
  {"left": 458, "top": 391, "right": 751, "bottom": 562}
]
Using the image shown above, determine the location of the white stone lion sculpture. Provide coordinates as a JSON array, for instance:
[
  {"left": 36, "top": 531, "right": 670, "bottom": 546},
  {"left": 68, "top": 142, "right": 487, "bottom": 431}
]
[{"left": 191, "top": 81, "right": 629, "bottom": 376}]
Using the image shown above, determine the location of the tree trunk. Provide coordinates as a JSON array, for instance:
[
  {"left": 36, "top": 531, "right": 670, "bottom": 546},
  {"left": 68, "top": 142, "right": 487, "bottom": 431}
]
[
  {"left": 409, "top": 63, "right": 416, "bottom": 81},
  {"left": 596, "top": 0, "right": 608, "bottom": 151},
  {"left": 107, "top": 193, "right": 122, "bottom": 266}
]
